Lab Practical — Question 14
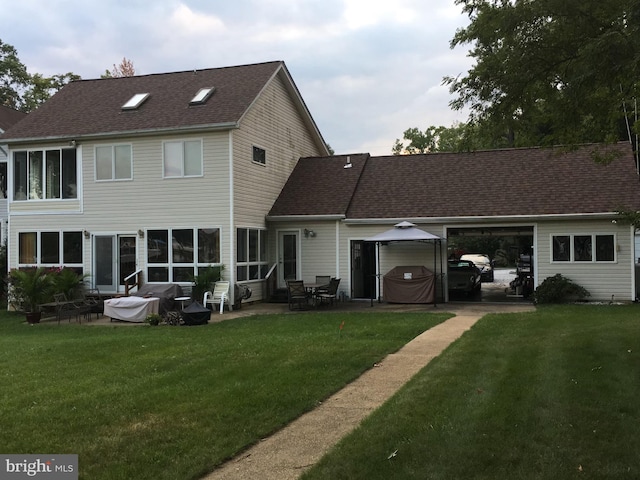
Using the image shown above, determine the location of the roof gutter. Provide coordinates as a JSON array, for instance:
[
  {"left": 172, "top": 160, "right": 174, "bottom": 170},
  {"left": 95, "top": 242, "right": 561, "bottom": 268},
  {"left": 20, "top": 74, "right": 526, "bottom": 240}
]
[
  {"left": 266, "top": 214, "right": 346, "bottom": 222},
  {"left": 1, "top": 122, "right": 239, "bottom": 145},
  {"left": 342, "top": 212, "right": 621, "bottom": 225}
]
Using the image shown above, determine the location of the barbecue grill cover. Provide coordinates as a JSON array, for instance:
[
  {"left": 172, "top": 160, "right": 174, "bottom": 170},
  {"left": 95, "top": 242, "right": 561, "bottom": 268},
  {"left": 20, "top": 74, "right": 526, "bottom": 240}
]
[
  {"left": 133, "top": 283, "right": 183, "bottom": 315},
  {"left": 181, "top": 301, "right": 210, "bottom": 325},
  {"left": 383, "top": 266, "right": 435, "bottom": 304}
]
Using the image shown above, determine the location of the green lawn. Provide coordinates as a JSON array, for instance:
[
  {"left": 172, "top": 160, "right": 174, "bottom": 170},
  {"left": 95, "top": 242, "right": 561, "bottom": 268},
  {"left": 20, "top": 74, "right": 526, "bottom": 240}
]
[
  {"left": 303, "top": 305, "right": 640, "bottom": 480},
  {"left": 0, "top": 309, "right": 450, "bottom": 480}
]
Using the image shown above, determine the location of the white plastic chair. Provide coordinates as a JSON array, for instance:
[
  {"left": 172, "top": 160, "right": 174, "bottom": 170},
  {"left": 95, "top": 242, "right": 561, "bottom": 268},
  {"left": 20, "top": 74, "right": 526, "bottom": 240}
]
[{"left": 203, "top": 281, "right": 231, "bottom": 314}]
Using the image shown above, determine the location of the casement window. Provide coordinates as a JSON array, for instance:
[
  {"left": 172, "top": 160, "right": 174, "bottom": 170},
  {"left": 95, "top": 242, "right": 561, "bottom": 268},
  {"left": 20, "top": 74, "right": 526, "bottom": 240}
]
[
  {"left": 252, "top": 146, "right": 266, "bottom": 165},
  {"left": 147, "top": 227, "right": 220, "bottom": 282},
  {"left": 13, "top": 148, "right": 77, "bottom": 200},
  {"left": 163, "top": 140, "right": 203, "bottom": 178},
  {"left": 95, "top": 144, "right": 132, "bottom": 181},
  {"left": 551, "top": 234, "right": 616, "bottom": 263},
  {"left": 237, "top": 228, "right": 268, "bottom": 281},
  {"left": 18, "top": 231, "right": 83, "bottom": 271}
]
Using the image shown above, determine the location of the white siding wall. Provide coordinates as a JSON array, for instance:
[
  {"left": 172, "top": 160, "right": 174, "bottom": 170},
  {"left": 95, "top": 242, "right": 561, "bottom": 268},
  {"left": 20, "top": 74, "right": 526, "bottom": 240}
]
[
  {"left": 535, "top": 219, "right": 635, "bottom": 301},
  {"left": 233, "top": 74, "right": 323, "bottom": 228},
  {"left": 8, "top": 132, "right": 232, "bottom": 283},
  {"left": 232, "top": 73, "right": 324, "bottom": 301}
]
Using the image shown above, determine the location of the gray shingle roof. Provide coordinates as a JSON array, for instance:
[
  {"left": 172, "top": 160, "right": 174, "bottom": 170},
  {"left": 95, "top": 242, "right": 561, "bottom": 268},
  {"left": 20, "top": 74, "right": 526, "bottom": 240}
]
[
  {"left": 0, "top": 105, "right": 26, "bottom": 133},
  {"left": 269, "top": 143, "right": 640, "bottom": 220},
  {"left": 268, "top": 154, "right": 369, "bottom": 217},
  {"left": 0, "top": 61, "right": 285, "bottom": 141}
]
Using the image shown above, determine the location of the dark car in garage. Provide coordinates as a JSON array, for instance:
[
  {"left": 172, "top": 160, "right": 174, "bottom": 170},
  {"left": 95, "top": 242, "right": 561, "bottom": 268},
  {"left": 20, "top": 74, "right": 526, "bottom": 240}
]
[
  {"left": 447, "top": 259, "right": 482, "bottom": 295},
  {"left": 460, "top": 253, "right": 494, "bottom": 282}
]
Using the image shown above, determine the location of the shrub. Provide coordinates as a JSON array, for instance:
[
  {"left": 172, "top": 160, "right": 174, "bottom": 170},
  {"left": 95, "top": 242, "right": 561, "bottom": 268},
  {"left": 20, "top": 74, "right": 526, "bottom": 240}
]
[
  {"left": 144, "top": 313, "right": 163, "bottom": 326},
  {"left": 532, "top": 274, "right": 590, "bottom": 304}
]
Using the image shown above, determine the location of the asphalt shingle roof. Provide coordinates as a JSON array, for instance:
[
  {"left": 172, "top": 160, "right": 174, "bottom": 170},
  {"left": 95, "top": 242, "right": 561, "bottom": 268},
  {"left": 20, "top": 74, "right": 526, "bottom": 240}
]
[
  {"left": 0, "top": 61, "right": 284, "bottom": 141},
  {"left": 0, "top": 105, "right": 26, "bottom": 133},
  {"left": 269, "top": 143, "right": 640, "bottom": 220},
  {"left": 268, "top": 154, "right": 369, "bottom": 217}
]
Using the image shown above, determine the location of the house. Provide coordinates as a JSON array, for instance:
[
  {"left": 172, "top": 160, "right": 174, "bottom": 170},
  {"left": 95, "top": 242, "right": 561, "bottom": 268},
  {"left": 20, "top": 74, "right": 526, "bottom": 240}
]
[
  {"left": 267, "top": 143, "right": 640, "bottom": 302},
  {"left": 3, "top": 60, "right": 639, "bottom": 305},
  {"left": 0, "top": 61, "right": 328, "bottom": 303},
  {"left": 0, "top": 105, "right": 27, "bottom": 243}
]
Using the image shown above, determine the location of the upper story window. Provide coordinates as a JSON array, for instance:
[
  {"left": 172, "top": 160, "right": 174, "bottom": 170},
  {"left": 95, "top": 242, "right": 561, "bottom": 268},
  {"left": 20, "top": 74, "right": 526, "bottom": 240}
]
[
  {"left": 552, "top": 234, "right": 616, "bottom": 263},
  {"left": 252, "top": 146, "right": 266, "bottom": 165},
  {"left": 13, "top": 148, "right": 77, "bottom": 201},
  {"left": 96, "top": 145, "right": 132, "bottom": 181},
  {"left": 163, "top": 140, "right": 203, "bottom": 178}
]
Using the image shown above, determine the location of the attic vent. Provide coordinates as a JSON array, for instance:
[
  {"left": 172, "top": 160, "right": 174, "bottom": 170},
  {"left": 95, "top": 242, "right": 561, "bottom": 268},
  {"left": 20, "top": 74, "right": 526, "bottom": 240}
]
[
  {"left": 190, "top": 87, "right": 215, "bottom": 105},
  {"left": 122, "top": 93, "right": 150, "bottom": 110}
]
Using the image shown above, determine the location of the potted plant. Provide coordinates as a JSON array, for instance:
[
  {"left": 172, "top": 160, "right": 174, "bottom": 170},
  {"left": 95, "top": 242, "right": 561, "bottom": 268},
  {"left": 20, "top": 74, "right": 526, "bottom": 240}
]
[
  {"left": 8, "top": 267, "right": 54, "bottom": 323},
  {"left": 190, "top": 265, "right": 224, "bottom": 305},
  {"left": 52, "top": 267, "right": 88, "bottom": 300}
]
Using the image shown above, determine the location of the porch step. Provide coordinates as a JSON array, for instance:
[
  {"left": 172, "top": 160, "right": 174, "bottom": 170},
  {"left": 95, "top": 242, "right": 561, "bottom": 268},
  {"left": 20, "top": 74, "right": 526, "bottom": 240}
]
[{"left": 269, "top": 288, "right": 288, "bottom": 303}]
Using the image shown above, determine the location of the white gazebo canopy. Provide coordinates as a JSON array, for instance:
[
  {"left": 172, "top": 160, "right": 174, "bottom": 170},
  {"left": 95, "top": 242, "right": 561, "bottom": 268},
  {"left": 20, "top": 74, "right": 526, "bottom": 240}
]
[
  {"left": 364, "top": 221, "right": 443, "bottom": 305},
  {"left": 364, "top": 221, "right": 441, "bottom": 243}
]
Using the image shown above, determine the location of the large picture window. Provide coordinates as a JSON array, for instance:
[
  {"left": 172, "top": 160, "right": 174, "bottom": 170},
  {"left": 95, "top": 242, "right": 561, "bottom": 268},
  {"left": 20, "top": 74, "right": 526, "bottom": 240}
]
[
  {"left": 163, "top": 140, "right": 203, "bottom": 178},
  {"left": 18, "top": 231, "right": 83, "bottom": 270},
  {"left": 551, "top": 234, "right": 615, "bottom": 263},
  {"left": 13, "top": 148, "right": 77, "bottom": 200},
  {"left": 95, "top": 144, "right": 132, "bottom": 181},
  {"left": 147, "top": 227, "right": 220, "bottom": 282},
  {"left": 237, "top": 228, "right": 268, "bottom": 281}
]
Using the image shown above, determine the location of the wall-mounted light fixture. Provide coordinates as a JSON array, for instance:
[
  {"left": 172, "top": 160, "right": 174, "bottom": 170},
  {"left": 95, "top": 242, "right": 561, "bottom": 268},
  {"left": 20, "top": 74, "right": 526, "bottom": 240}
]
[
  {"left": 83, "top": 230, "right": 90, "bottom": 239},
  {"left": 138, "top": 229, "right": 145, "bottom": 238},
  {"left": 70, "top": 139, "right": 77, "bottom": 147},
  {"left": 304, "top": 228, "right": 316, "bottom": 238}
]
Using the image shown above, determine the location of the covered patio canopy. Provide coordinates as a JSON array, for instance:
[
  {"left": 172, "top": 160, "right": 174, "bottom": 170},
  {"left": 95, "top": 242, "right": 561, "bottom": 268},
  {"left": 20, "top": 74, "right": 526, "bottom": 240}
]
[{"left": 364, "top": 221, "right": 444, "bottom": 305}]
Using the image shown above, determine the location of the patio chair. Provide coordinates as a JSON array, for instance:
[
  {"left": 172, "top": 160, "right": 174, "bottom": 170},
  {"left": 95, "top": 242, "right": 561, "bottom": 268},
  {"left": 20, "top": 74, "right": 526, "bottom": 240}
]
[
  {"left": 203, "top": 281, "right": 231, "bottom": 314},
  {"left": 316, "top": 278, "right": 341, "bottom": 306},
  {"left": 83, "top": 288, "right": 104, "bottom": 321},
  {"left": 315, "top": 276, "right": 331, "bottom": 288},
  {"left": 287, "top": 280, "right": 310, "bottom": 310},
  {"left": 54, "top": 293, "right": 89, "bottom": 324}
]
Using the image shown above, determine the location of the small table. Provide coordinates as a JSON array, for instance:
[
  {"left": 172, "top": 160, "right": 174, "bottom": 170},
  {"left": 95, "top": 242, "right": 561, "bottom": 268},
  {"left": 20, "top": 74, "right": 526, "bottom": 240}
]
[{"left": 305, "top": 283, "right": 329, "bottom": 306}]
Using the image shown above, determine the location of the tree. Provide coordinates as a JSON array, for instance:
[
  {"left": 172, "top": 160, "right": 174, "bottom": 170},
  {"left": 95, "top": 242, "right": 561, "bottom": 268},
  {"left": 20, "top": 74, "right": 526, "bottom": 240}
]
[
  {"left": 445, "top": 0, "right": 639, "bottom": 150},
  {"left": 0, "top": 39, "right": 80, "bottom": 113},
  {"left": 22, "top": 72, "right": 81, "bottom": 112},
  {"left": 102, "top": 57, "right": 136, "bottom": 78},
  {"left": 392, "top": 122, "right": 491, "bottom": 154},
  {"left": 0, "top": 39, "right": 30, "bottom": 110}
]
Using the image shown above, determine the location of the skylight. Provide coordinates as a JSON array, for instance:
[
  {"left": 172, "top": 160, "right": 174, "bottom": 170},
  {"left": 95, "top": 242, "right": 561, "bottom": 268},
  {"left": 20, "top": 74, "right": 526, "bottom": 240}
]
[
  {"left": 190, "top": 87, "right": 215, "bottom": 105},
  {"left": 122, "top": 93, "right": 150, "bottom": 110}
]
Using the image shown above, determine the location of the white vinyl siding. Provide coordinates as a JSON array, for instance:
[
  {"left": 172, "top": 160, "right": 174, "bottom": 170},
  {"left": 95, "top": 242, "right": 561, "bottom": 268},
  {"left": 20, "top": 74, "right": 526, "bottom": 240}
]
[
  {"left": 537, "top": 220, "right": 633, "bottom": 301},
  {"left": 233, "top": 73, "right": 324, "bottom": 227}
]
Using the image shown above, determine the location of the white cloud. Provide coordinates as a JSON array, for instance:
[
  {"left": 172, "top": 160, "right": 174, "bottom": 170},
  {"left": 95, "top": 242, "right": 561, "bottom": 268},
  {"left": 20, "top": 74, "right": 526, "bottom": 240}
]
[{"left": 0, "top": 0, "right": 474, "bottom": 156}]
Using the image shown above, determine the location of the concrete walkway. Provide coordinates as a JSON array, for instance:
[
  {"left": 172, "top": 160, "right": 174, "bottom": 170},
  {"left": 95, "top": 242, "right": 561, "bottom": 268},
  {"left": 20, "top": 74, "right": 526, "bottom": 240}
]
[{"left": 202, "top": 303, "right": 535, "bottom": 479}]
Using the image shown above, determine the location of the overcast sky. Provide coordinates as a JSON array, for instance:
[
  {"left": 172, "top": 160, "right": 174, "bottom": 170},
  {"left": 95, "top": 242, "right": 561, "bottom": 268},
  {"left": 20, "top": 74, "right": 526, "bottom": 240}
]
[{"left": 2, "top": 0, "right": 473, "bottom": 156}]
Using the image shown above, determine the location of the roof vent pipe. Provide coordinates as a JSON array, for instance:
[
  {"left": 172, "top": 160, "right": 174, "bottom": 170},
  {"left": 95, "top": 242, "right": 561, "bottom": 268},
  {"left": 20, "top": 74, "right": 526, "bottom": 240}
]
[{"left": 343, "top": 156, "right": 352, "bottom": 169}]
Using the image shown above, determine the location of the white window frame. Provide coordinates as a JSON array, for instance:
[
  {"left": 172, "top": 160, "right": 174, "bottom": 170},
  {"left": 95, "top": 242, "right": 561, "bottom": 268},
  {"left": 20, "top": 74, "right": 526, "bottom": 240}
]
[
  {"left": 95, "top": 144, "right": 133, "bottom": 181},
  {"left": 12, "top": 147, "right": 78, "bottom": 201},
  {"left": 146, "top": 227, "right": 221, "bottom": 283},
  {"left": 17, "top": 230, "right": 84, "bottom": 269},
  {"left": 237, "top": 227, "right": 268, "bottom": 281},
  {"left": 162, "top": 139, "right": 203, "bottom": 178},
  {"left": 550, "top": 233, "right": 617, "bottom": 263}
]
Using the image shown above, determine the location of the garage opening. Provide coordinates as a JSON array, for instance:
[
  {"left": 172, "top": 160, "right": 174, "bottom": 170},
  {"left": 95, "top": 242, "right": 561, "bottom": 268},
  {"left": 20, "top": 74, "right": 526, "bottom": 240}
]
[{"left": 447, "top": 226, "right": 534, "bottom": 303}]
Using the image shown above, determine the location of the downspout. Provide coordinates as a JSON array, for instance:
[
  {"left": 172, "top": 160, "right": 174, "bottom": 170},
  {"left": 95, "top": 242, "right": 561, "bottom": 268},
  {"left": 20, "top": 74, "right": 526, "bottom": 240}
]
[{"left": 228, "top": 131, "right": 235, "bottom": 304}]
